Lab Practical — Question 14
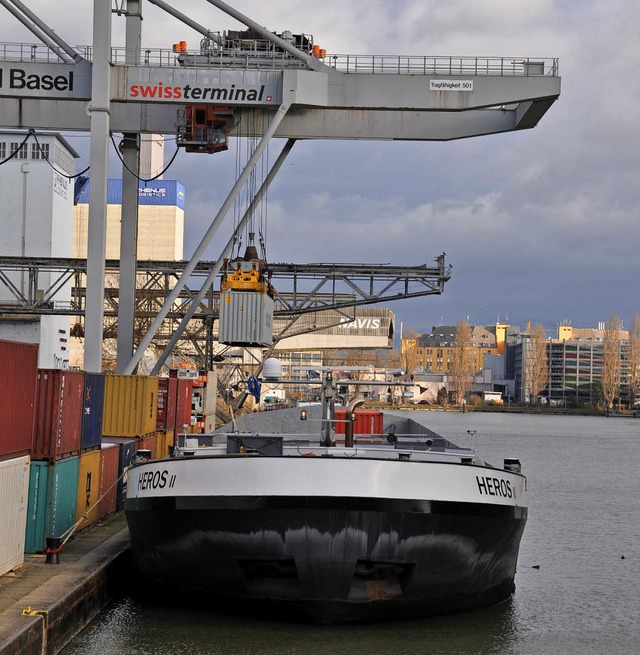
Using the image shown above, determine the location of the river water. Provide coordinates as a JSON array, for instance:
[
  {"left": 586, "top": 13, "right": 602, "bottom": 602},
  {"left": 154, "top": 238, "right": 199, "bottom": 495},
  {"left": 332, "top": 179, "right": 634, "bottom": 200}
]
[{"left": 62, "top": 412, "right": 640, "bottom": 655}]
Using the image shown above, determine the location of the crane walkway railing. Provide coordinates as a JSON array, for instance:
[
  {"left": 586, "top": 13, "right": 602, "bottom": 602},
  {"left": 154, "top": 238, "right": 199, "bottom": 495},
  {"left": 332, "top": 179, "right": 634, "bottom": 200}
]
[{"left": 0, "top": 42, "right": 559, "bottom": 77}]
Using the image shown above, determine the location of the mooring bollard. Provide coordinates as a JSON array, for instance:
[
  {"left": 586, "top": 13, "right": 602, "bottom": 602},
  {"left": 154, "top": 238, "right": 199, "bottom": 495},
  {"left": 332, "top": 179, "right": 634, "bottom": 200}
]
[{"left": 45, "top": 536, "right": 61, "bottom": 564}]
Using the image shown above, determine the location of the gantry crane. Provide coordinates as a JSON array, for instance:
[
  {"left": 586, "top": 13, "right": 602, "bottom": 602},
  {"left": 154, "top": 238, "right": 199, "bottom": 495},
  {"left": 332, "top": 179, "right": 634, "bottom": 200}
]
[{"left": 0, "top": 0, "right": 561, "bottom": 373}]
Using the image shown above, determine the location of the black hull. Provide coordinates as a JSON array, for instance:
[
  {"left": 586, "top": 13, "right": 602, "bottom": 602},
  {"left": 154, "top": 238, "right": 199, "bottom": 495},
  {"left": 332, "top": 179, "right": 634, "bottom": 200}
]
[{"left": 126, "top": 496, "right": 527, "bottom": 624}]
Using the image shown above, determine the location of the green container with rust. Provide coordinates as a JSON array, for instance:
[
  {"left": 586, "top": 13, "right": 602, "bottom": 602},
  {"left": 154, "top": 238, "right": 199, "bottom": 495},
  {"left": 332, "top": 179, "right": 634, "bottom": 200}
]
[{"left": 24, "top": 457, "right": 80, "bottom": 553}]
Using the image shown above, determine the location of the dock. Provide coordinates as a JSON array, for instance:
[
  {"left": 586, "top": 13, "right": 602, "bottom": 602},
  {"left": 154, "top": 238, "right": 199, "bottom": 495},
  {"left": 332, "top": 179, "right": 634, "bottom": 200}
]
[{"left": 0, "top": 513, "right": 130, "bottom": 655}]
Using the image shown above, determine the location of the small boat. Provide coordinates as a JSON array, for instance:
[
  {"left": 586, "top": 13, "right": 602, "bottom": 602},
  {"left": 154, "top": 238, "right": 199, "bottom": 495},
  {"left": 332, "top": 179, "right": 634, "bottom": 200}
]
[{"left": 125, "top": 391, "right": 527, "bottom": 624}]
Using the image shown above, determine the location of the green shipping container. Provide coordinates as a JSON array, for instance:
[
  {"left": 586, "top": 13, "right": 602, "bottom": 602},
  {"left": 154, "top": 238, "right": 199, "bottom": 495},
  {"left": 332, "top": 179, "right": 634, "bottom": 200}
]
[
  {"left": 102, "top": 375, "right": 159, "bottom": 437},
  {"left": 25, "top": 457, "right": 80, "bottom": 553}
]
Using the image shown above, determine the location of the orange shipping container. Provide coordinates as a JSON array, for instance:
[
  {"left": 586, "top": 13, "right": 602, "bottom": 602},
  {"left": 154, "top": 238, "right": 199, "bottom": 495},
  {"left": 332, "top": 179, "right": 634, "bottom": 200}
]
[
  {"left": 76, "top": 449, "right": 101, "bottom": 529},
  {"left": 103, "top": 375, "right": 159, "bottom": 437},
  {"left": 334, "top": 409, "right": 384, "bottom": 436},
  {"left": 155, "top": 429, "right": 175, "bottom": 460},
  {"left": 98, "top": 443, "right": 120, "bottom": 520}
]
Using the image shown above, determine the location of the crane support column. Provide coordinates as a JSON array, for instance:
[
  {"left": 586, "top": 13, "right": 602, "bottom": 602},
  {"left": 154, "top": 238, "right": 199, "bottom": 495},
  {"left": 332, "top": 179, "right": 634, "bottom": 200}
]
[
  {"left": 84, "top": 0, "right": 112, "bottom": 373},
  {"left": 116, "top": 0, "right": 142, "bottom": 373}
]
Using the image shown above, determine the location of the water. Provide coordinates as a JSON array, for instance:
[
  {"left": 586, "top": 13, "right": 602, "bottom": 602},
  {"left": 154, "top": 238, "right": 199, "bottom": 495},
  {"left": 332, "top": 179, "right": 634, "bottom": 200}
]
[{"left": 62, "top": 412, "right": 640, "bottom": 655}]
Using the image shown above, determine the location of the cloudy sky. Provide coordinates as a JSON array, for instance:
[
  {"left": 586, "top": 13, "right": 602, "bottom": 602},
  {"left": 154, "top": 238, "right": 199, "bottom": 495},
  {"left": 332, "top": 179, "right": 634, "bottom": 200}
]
[{"left": 2, "top": 1, "right": 639, "bottom": 338}]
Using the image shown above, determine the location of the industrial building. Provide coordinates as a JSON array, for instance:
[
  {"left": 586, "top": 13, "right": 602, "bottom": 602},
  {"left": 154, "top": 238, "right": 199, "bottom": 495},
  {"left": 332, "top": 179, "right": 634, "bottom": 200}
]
[{"left": 0, "top": 130, "right": 78, "bottom": 368}]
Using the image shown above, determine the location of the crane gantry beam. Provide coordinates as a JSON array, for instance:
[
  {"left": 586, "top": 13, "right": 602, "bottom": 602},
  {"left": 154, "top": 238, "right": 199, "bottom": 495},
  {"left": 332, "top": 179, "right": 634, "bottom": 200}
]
[{"left": 0, "top": 255, "right": 450, "bottom": 318}]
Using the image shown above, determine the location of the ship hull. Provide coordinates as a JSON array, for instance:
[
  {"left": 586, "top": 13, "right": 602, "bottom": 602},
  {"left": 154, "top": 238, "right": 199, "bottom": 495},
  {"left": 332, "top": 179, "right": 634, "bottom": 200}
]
[{"left": 126, "top": 456, "right": 527, "bottom": 623}]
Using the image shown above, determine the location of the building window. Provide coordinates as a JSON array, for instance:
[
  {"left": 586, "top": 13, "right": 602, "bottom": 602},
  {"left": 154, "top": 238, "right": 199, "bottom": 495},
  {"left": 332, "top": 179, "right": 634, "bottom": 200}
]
[
  {"left": 31, "top": 142, "right": 50, "bottom": 160},
  {"left": 10, "top": 142, "right": 28, "bottom": 159},
  {"left": 0, "top": 142, "right": 5, "bottom": 160}
]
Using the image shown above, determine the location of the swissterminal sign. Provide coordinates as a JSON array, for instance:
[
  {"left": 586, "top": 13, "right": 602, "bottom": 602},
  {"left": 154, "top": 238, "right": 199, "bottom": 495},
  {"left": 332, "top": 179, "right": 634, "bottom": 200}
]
[{"left": 119, "top": 68, "right": 282, "bottom": 105}]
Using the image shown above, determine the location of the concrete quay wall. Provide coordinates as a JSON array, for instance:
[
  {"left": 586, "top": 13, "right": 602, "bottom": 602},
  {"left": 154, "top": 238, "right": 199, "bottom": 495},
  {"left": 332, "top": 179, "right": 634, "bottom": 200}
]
[{"left": 0, "top": 528, "right": 130, "bottom": 655}]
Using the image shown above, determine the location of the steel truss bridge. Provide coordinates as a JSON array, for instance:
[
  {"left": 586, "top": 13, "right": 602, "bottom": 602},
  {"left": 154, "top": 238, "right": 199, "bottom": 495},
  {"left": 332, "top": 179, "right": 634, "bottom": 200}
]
[{"left": 0, "top": 254, "right": 449, "bottom": 346}]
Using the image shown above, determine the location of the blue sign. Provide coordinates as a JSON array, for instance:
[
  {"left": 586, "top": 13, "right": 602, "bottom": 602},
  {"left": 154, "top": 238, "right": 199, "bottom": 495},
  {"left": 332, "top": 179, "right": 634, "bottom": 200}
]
[{"left": 75, "top": 179, "right": 185, "bottom": 209}]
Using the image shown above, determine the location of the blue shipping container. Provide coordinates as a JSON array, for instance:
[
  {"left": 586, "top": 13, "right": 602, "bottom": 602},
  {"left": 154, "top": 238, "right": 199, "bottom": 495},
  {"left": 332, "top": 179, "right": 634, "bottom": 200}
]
[
  {"left": 25, "top": 457, "right": 80, "bottom": 553},
  {"left": 81, "top": 373, "right": 105, "bottom": 450},
  {"left": 101, "top": 437, "right": 137, "bottom": 511}
]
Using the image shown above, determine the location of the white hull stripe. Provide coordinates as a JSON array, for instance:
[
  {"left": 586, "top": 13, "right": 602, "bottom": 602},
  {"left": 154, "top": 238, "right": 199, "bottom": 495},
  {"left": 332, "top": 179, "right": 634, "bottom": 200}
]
[{"left": 127, "top": 457, "right": 526, "bottom": 508}]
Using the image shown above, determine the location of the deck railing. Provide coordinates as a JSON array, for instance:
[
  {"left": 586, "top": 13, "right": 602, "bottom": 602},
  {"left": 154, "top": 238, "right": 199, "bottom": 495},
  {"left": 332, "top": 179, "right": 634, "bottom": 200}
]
[{"left": 0, "top": 42, "right": 559, "bottom": 77}]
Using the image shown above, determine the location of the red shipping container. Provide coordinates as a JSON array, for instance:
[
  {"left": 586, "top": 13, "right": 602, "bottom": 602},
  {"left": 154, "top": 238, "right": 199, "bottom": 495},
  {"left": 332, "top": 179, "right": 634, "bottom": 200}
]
[
  {"left": 97, "top": 443, "right": 119, "bottom": 520},
  {"left": 32, "top": 369, "right": 84, "bottom": 460},
  {"left": 174, "top": 378, "right": 194, "bottom": 432},
  {"left": 137, "top": 433, "right": 157, "bottom": 458},
  {"left": 334, "top": 409, "right": 384, "bottom": 436},
  {"left": 0, "top": 340, "right": 38, "bottom": 461},
  {"left": 156, "top": 378, "right": 169, "bottom": 431},
  {"left": 156, "top": 377, "right": 178, "bottom": 431}
]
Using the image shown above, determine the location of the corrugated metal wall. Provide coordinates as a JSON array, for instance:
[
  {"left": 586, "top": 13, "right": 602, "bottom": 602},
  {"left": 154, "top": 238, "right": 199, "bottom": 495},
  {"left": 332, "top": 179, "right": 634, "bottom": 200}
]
[
  {"left": 0, "top": 455, "right": 30, "bottom": 575},
  {"left": 102, "top": 375, "right": 158, "bottom": 437},
  {"left": 0, "top": 340, "right": 38, "bottom": 461}
]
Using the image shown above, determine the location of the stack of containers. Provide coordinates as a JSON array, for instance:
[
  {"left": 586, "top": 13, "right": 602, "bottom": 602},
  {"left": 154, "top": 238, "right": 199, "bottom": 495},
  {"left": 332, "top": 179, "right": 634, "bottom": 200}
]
[
  {"left": 155, "top": 377, "right": 178, "bottom": 459},
  {"left": 25, "top": 369, "right": 84, "bottom": 553},
  {"left": 76, "top": 372, "right": 106, "bottom": 529},
  {"left": 102, "top": 374, "right": 159, "bottom": 510},
  {"left": 0, "top": 340, "right": 38, "bottom": 574}
]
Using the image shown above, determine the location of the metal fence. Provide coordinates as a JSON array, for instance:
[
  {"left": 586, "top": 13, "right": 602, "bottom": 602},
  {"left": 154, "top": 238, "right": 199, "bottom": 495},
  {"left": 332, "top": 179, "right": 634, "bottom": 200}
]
[{"left": 0, "top": 42, "right": 559, "bottom": 77}]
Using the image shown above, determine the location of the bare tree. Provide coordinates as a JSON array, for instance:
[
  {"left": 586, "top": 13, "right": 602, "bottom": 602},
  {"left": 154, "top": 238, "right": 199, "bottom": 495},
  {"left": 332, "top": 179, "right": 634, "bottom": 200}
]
[
  {"left": 401, "top": 334, "right": 420, "bottom": 379},
  {"left": 525, "top": 322, "right": 548, "bottom": 406},
  {"left": 450, "top": 317, "right": 474, "bottom": 405},
  {"left": 602, "top": 314, "right": 622, "bottom": 413},
  {"left": 344, "top": 348, "right": 374, "bottom": 380},
  {"left": 628, "top": 314, "right": 640, "bottom": 407}
]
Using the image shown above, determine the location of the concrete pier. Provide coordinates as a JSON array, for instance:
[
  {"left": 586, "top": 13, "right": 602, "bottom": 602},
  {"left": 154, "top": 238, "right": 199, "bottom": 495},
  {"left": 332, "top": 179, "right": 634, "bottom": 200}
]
[{"left": 0, "top": 513, "right": 130, "bottom": 655}]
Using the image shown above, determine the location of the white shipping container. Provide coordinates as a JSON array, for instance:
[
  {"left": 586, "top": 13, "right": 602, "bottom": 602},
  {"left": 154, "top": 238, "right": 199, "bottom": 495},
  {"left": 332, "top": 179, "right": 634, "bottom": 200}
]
[
  {"left": 219, "top": 290, "right": 274, "bottom": 346},
  {"left": 0, "top": 455, "right": 30, "bottom": 576}
]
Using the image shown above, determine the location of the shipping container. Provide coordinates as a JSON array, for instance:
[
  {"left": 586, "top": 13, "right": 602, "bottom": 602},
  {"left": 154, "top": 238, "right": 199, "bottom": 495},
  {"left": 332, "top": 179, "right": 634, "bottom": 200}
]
[
  {"left": 0, "top": 455, "right": 30, "bottom": 575},
  {"left": 32, "top": 369, "right": 84, "bottom": 460},
  {"left": 75, "top": 449, "right": 101, "bottom": 530},
  {"left": 25, "top": 457, "right": 79, "bottom": 553},
  {"left": 137, "top": 433, "right": 157, "bottom": 458},
  {"left": 102, "top": 375, "right": 159, "bottom": 437},
  {"left": 101, "top": 437, "right": 137, "bottom": 511},
  {"left": 156, "top": 377, "right": 177, "bottom": 432},
  {"left": 81, "top": 373, "right": 105, "bottom": 451},
  {"left": 97, "top": 443, "right": 119, "bottom": 520},
  {"left": 0, "top": 340, "right": 38, "bottom": 461},
  {"left": 154, "top": 429, "right": 175, "bottom": 460},
  {"left": 334, "top": 409, "right": 384, "bottom": 436},
  {"left": 218, "top": 289, "right": 274, "bottom": 346},
  {"left": 174, "top": 378, "right": 194, "bottom": 433}
]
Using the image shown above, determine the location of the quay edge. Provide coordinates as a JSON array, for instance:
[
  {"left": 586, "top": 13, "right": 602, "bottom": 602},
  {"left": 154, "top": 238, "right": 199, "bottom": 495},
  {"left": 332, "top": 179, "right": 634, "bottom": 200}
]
[{"left": 0, "top": 525, "right": 130, "bottom": 655}]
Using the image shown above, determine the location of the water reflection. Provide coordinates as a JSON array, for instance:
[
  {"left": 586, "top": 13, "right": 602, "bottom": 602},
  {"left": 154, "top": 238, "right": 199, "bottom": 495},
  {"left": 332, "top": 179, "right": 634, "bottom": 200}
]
[{"left": 64, "top": 595, "right": 519, "bottom": 655}]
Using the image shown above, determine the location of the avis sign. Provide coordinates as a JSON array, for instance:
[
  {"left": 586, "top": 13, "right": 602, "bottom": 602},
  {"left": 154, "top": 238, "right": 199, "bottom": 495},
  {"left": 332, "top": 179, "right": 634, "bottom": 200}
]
[{"left": 0, "top": 62, "right": 91, "bottom": 98}]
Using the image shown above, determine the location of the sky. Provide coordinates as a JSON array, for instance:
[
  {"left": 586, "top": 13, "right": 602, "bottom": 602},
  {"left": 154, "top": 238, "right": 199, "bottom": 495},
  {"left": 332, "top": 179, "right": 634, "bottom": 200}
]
[{"left": 1, "top": 1, "right": 639, "bottom": 338}]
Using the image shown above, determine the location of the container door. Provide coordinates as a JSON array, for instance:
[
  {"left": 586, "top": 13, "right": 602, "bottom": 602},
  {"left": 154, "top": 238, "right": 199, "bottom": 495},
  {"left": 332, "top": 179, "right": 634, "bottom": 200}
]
[{"left": 25, "top": 461, "right": 49, "bottom": 553}]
